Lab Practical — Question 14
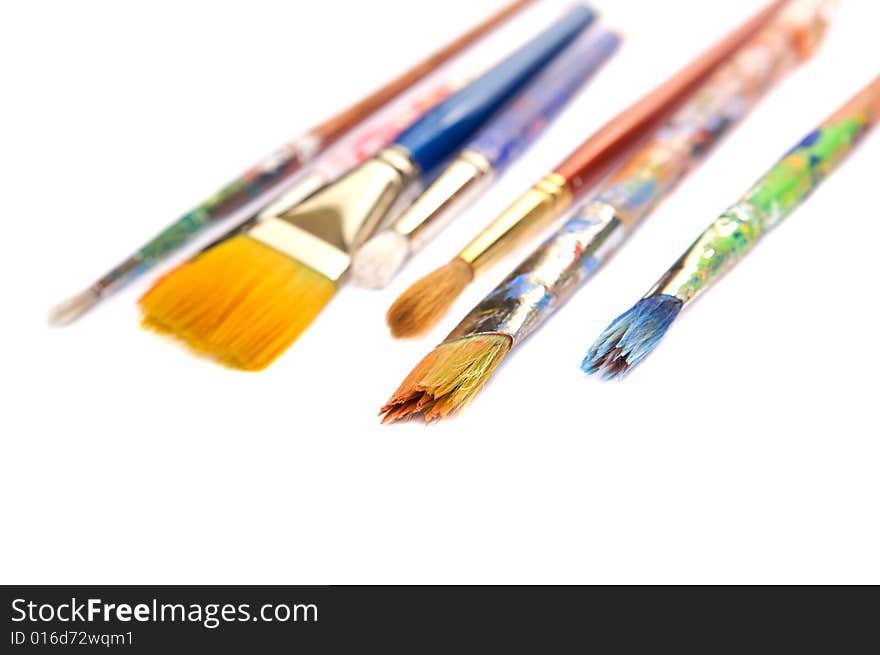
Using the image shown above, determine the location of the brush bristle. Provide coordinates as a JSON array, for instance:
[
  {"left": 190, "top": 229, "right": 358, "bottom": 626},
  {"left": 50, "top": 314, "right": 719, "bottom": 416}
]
[
  {"left": 139, "top": 235, "right": 336, "bottom": 370},
  {"left": 386, "top": 257, "right": 473, "bottom": 338},
  {"left": 350, "top": 230, "right": 410, "bottom": 289},
  {"left": 380, "top": 333, "right": 511, "bottom": 422},
  {"left": 581, "top": 294, "right": 682, "bottom": 379}
]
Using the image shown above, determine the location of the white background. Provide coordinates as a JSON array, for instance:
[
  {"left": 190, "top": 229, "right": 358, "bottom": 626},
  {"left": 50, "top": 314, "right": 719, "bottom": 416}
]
[{"left": 2, "top": 0, "right": 878, "bottom": 584}]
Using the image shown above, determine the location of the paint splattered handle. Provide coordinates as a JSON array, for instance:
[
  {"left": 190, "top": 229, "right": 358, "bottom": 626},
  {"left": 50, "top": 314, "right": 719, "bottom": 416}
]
[
  {"left": 742, "top": 77, "right": 880, "bottom": 227},
  {"left": 652, "top": 75, "right": 880, "bottom": 304},
  {"left": 468, "top": 29, "right": 620, "bottom": 172},
  {"left": 592, "top": 0, "right": 832, "bottom": 231}
]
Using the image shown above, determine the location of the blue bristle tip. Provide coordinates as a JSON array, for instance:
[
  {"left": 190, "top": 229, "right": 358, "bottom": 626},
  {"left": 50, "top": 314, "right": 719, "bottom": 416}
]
[{"left": 581, "top": 295, "right": 683, "bottom": 379}]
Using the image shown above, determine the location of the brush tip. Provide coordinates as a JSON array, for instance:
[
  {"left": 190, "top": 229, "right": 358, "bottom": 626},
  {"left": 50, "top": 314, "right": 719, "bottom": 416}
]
[
  {"left": 48, "top": 288, "right": 100, "bottom": 326},
  {"left": 350, "top": 230, "right": 411, "bottom": 289},
  {"left": 582, "top": 294, "right": 682, "bottom": 379},
  {"left": 386, "top": 257, "right": 473, "bottom": 338}
]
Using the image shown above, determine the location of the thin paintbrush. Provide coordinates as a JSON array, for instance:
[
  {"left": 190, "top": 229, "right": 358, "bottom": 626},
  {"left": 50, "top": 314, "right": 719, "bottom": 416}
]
[
  {"left": 380, "top": 0, "right": 834, "bottom": 422},
  {"left": 351, "top": 28, "right": 621, "bottom": 289},
  {"left": 584, "top": 74, "right": 880, "bottom": 379},
  {"left": 385, "top": 0, "right": 787, "bottom": 338},
  {"left": 139, "top": 5, "right": 597, "bottom": 370},
  {"left": 48, "top": 0, "right": 535, "bottom": 326}
]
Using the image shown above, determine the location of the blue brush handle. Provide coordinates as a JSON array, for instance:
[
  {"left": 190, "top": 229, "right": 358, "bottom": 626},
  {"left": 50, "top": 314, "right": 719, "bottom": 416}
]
[
  {"left": 468, "top": 29, "right": 620, "bottom": 173},
  {"left": 393, "top": 4, "right": 596, "bottom": 178}
]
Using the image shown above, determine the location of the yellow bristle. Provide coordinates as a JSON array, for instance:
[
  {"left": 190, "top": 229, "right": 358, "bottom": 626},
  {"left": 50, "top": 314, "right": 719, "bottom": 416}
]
[
  {"left": 139, "top": 235, "right": 336, "bottom": 370},
  {"left": 386, "top": 257, "right": 474, "bottom": 338},
  {"left": 380, "top": 333, "right": 512, "bottom": 422}
]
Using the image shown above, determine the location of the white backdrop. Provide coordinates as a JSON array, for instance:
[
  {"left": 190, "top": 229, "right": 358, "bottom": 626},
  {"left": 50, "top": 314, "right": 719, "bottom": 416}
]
[{"left": 2, "top": 0, "right": 878, "bottom": 583}]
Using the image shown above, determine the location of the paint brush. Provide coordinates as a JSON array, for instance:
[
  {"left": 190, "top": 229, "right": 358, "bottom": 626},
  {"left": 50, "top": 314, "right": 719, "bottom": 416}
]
[
  {"left": 351, "top": 28, "right": 622, "bottom": 289},
  {"left": 380, "top": 0, "right": 834, "bottom": 422},
  {"left": 584, "top": 74, "right": 879, "bottom": 379},
  {"left": 48, "top": 0, "right": 536, "bottom": 326},
  {"left": 139, "top": 4, "right": 598, "bottom": 370},
  {"left": 385, "top": 0, "right": 788, "bottom": 338}
]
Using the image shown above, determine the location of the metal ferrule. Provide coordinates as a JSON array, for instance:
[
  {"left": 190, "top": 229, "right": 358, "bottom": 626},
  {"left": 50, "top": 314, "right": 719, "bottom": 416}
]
[
  {"left": 446, "top": 200, "right": 626, "bottom": 345},
  {"left": 646, "top": 202, "right": 763, "bottom": 304},
  {"left": 457, "top": 172, "right": 572, "bottom": 273},
  {"left": 392, "top": 148, "right": 494, "bottom": 253},
  {"left": 193, "top": 173, "right": 332, "bottom": 256},
  {"left": 246, "top": 146, "right": 419, "bottom": 283}
]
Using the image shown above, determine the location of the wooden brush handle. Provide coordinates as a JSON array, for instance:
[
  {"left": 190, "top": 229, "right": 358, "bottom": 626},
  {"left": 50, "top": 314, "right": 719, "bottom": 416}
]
[
  {"left": 310, "top": 0, "right": 535, "bottom": 145},
  {"left": 394, "top": 5, "right": 595, "bottom": 176},
  {"left": 554, "top": 0, "right": 786, "bottom": 196}
]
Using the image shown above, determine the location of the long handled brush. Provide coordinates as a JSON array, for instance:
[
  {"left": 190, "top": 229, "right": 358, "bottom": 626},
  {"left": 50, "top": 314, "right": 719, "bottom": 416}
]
[
  {"left": 385, "top": 0, "right": 788, "bottom": 338},
  {"left": 139, "top": 5, "right": 597, "bottom": 370},
  {"left": 380, "top": 0, "right": 834, "bottom": 422},
  {"left": 48, "top": 0, "right": 535, "bottom": 325},
  {"left": 583, "top": 74, "right": 880, "bottom": 379}
]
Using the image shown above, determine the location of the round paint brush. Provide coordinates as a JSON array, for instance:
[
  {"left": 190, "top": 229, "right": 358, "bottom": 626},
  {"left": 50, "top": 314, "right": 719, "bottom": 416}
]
[
  {"left": 385, "top": 0, "right": 787, "bottom": 338},
  {"left": 48, "top": 0, "right": 536, "bottom": 326},
  {"left": 139, "top": 5, "right": 597, "bottom": 371},
  {"left": 584, "top": 74, "right": 880, "bottom": 379},
  {"left": 351, "top": 28, "right": 622, "bottom": 290}
]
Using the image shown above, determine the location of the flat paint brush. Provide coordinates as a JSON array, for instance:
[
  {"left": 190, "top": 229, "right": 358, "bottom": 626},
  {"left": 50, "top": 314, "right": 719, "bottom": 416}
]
[
  {"left": 380, "top": 0, "right": 834, "bottom": 422},
  {"left": 584, "top": 74, "right": 880, "bottom": 379},
  {"left": 48, "top": 0, "right": 536, "bottom": 326},
  {"left": 386, "top": 0, "right": 787, "bottom": 338},
  {"left": 351, "top": 28, "right": 621, "bottom": 289},
  {"left": 139, "top": 4, "right": 597, "bottom": 370}
]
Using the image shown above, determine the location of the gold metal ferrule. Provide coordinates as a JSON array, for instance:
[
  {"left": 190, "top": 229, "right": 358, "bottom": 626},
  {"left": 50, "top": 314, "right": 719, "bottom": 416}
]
[
  {"left": 457, "top": 172, "right": 571, "bottom": 273},
  {"left": 392, "top": 148, "right": 494, "bottom": 253},
  {"left": 246, "top": 146, "right": 419, "bottom": 283}
]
